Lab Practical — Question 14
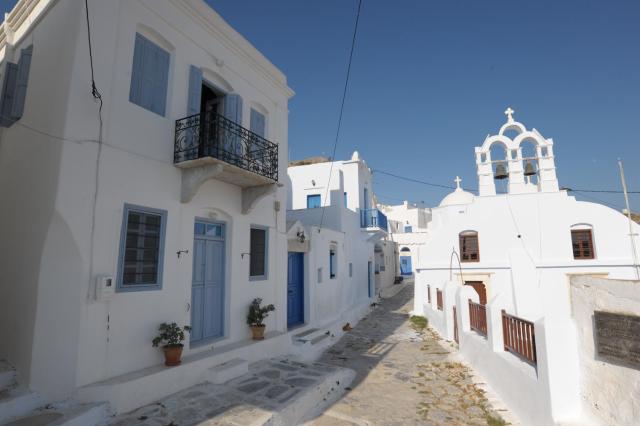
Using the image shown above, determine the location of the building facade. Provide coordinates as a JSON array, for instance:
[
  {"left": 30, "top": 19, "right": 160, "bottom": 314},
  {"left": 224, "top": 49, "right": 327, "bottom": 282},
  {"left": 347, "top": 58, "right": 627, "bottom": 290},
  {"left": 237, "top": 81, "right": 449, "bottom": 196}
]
[
  {"left": 0, "top": 0, "right": 294, "bottom": 416},
  {"left": 381, "top": 200, "right": 432, "bottom": 279},
  {"left": 414, "top": 109, "right": 640, "bottom": 425},
  {"left": 286, "top": 152, "right": 392, "bottom": 316}
]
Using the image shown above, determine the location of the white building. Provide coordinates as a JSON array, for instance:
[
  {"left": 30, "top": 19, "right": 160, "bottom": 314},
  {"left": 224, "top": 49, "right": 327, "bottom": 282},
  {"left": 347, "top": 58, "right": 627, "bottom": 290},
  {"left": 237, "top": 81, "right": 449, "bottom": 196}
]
[
  {"left": 0, "top": 0, "right": 296, "bottom": 419},
  {"left": 414, "top": 109, "right": 640, "bottom": 425},
  {"left": 286, "top": 152, "right": 392, "bottom": 328},
  {"left": 381, "top": 200, "right": 432, "bottom": 278}
]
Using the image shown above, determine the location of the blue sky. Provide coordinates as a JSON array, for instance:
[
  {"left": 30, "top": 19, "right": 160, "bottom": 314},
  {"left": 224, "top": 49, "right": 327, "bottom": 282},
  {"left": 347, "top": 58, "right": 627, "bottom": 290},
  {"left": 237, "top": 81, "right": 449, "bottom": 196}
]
[{"left": 3, "top": 0, "right": 638, "bottom": 209}]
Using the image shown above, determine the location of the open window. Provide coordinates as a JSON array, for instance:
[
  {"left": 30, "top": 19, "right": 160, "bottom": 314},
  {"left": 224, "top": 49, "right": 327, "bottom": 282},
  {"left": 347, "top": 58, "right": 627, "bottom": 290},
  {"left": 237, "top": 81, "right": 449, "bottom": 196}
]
[{"left": 459, "top": 231, "right": 479, "bottom": 262}]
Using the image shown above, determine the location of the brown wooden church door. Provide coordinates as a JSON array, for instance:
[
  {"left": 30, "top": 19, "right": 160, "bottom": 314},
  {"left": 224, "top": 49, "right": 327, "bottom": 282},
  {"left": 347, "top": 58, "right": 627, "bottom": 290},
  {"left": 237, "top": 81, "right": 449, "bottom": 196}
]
[{"left": 465, "top": 281, "right": 487, "bottom": 305}]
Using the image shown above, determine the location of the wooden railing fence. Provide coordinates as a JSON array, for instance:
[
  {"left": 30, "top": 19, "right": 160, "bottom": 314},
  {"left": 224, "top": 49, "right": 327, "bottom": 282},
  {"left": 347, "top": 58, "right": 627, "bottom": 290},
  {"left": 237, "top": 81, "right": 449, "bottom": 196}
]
[
  {"left": 468, "top": 300, "right": 487, "bottom": 337},
  {"left": 501, "top": 310, "right": 537, "bottom": 365}
]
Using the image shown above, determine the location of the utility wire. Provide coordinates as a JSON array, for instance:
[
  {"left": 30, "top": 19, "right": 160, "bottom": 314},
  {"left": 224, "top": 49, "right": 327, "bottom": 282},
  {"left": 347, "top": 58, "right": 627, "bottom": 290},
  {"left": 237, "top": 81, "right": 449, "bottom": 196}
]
[
  {"left": 319, "top": 0, "right": 362, "bottom": 230},
  {"left": 85, "top": 0, "right": 104, "bottom": 298}
]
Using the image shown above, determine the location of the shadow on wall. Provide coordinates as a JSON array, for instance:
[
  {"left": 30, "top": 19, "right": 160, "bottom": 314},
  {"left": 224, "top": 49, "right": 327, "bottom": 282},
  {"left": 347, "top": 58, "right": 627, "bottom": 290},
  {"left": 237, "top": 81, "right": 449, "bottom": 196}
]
[{"left": 30, "top": 211, "right": 84, "bottom": 399}]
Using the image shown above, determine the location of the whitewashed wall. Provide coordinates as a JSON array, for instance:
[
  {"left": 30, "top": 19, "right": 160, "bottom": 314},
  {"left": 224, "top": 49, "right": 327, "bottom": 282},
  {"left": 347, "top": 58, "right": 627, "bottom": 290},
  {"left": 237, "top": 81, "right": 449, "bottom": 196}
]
[
  {"left": 570, "top": 275, "right": 640, "bottom": 425},
  {"left": 0, "top": 0, "right": 293, "bottom": 401}
]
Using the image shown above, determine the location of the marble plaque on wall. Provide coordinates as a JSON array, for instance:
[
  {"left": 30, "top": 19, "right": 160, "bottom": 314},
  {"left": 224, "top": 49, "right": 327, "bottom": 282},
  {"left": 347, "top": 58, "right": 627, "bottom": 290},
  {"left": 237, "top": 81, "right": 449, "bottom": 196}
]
[{"left": 594, "top": 311, "right": 640, "bottom": 369}]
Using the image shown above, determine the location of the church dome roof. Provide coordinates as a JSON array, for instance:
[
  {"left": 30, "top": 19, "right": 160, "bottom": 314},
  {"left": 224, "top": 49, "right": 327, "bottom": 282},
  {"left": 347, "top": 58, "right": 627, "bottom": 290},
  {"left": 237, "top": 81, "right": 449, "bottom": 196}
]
[{"left": 439, "top": 176, "right": 475, "bottom": 207}]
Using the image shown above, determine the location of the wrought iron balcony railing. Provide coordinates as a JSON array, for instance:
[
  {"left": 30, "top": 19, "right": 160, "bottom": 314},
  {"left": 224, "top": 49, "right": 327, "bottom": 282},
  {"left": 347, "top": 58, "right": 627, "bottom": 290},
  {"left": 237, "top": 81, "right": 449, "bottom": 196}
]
[
  {"left": 360, "top": 208, "right": 388, "bottom": 231},
  {"left": 174, "top": 111, "right": 278, "bottom": 182}
]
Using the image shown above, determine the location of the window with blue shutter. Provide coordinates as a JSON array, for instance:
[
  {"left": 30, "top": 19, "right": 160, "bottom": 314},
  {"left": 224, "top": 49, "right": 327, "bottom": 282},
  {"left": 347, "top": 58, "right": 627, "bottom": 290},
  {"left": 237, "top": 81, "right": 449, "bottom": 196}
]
[
  {"left": 249, "top": 226, "right": 268, "bottom": 280},
  {"left": 129, "top": 33, "right": 170, "bottom": 116},
  {"left": 187, "top": 65, "right": 202, "bottom": 116},
  {"left": 11, "top": 45, "right": 33, "bottom": 120},
  {"left": 0, "top": 63, "right": 18, "bottom": 127},
  {"left": 250, "top": 108, "right": 265, "bottom": 138},
  {"left": 307, "top": 194, "right": 321, "bottom": 209},
  {"left": 0, "top": 44, "right": 33, "bottom": 127},
  {"left": 117, "top": 204, "right": 167, "bottom": 292}
]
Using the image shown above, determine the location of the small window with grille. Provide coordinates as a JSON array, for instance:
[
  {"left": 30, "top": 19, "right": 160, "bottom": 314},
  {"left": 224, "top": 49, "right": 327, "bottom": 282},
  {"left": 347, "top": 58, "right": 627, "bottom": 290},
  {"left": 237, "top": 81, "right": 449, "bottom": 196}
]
[
  {"left": 459, "top": 231, "right": 479, "bottom": 262},
  {"left": 571, "top": 229, "right": 594, "bottom": 259},
  {"left": 117, "top": 204, "right": 167, "bottom": 291}
]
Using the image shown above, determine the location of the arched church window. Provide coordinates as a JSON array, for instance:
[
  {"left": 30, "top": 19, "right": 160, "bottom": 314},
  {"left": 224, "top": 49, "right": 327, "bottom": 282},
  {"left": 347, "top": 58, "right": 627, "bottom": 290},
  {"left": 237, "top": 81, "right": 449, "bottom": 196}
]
[
  {"left": 459, "top": 231, "right": 479, "bottom": 262},
  {"left": 400, "top": 247, "right": 410, "bottom": 252}
]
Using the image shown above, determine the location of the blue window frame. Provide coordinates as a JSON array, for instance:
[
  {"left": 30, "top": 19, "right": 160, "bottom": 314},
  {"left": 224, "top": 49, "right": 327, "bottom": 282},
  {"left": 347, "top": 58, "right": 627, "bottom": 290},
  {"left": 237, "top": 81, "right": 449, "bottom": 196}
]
[
  {"left": 329, "top": 247, "right": 337, "bottom": 279},
  {"left": 307, "top": 194, "right": 321, "bottom": 209},
  {"left": 404, "top": 225, "right": 413, "bottom": 233},
  {"left": 117, "top": 204, "right": 167, "bottom": 292},
  {"left": 129, "top": 33, "right": 170, "bottom": 116},
  {"left": 250, "top": 226, "right": 268, "bottom": 280}
]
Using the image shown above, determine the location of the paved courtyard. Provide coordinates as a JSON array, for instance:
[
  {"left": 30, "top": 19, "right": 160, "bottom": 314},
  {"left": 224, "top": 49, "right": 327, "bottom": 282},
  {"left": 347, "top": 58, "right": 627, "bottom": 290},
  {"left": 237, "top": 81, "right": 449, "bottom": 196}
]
[
  {"left": 305, "top": 285, "right": 515, "bottom": 425},
  {"left": 111, "top": 285, "right": 514, "bottom": 425}
]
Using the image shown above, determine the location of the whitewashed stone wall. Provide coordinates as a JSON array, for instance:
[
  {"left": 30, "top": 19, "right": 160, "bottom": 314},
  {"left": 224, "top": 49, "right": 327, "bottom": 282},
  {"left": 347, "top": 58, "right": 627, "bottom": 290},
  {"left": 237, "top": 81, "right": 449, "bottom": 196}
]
[{"left": 570, "top": 275, "right": 640, "bottom": 425}]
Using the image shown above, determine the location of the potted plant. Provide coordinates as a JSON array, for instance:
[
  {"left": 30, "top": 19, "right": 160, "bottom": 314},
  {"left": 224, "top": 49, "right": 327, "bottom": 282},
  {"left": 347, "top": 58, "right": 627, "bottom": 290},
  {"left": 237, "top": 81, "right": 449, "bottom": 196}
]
[
  {"left": 247, "top": 298, "right": 275, "bottom": 340},
  {"left": 152, "top": 322, "right": 191, "bottom": 366}
]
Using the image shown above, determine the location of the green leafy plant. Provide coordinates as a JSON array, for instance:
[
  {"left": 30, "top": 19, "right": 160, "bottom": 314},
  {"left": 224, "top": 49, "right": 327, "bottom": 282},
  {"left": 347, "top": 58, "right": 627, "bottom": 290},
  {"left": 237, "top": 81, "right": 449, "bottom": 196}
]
[
  {"left": 247, "top": 298, "right": 275, "bottom": 327},
  {"left": 152, "top": 322, "right": 191, "bottom": 348}
]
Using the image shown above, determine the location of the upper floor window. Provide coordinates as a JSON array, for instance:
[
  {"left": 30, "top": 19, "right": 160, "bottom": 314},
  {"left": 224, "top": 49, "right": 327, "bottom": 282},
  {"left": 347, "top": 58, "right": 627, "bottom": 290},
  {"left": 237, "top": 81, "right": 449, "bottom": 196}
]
[
  {"left": 459, "top": 231, "right": 479, "bottom": 262},
  {"left": 250, "top": 227, "right": 268, "bottom": 280},
  {"left": 117, "top": 204, "right": 167, "bottom": 291},
  {"left": 307, "top": 194, "right": 321, "bottom": 209},
  {"left": 129, "top": 33, "right": 170, "bottom": 116},
  {"left": 404, "top": 225, "right": 413, "bottom": 233},
  {"left": 250, "top": 108, "right": 266, "bottom": 137},
  {"left": 0, "top": 45, "right": 33, "bottom": 127},
  {"left": 571, "top": 229, "right": 594, "bottom": 259}
]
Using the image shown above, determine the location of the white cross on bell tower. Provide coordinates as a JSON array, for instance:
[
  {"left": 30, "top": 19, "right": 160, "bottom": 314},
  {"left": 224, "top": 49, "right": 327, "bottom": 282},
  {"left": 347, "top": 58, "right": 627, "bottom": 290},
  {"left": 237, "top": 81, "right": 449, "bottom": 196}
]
[
  {"left": 504, "top": 107, "right": 515, "bottom": 123},
  {"left": 454, "top": 176, "right": 462, "bottom": 190}
]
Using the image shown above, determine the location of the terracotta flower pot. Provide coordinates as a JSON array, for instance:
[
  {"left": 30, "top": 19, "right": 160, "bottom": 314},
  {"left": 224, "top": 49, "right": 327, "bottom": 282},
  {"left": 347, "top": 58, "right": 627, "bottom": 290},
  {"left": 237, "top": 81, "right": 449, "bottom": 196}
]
[
  {"left": 251, "top": 325, "right": 266, "bottom": 340},
  {"left": 163, "top": 344, "right": 183, "bottom": 366}
]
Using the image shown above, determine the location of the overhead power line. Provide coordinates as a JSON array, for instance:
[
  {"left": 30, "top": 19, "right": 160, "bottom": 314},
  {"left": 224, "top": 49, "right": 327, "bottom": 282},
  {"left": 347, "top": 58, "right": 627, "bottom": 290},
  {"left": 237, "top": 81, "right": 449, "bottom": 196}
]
[{"left": 319, "top": 0, "right": 362, "bottom": 229}]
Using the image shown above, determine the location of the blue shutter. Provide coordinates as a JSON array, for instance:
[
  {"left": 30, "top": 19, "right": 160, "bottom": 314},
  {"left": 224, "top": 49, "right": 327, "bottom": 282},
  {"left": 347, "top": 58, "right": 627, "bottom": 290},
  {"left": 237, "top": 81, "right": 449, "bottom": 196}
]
[
  {"left": 250, "top": 108, "right": 265, "bottom": 137},
  {"left": 187, "top": 65, "right": 202, "bottom": 116},
  {"left": 223, "top": 94, "right": 243, "bottom": 157},
  {"left": 223, "top": 93, "right": 242, "bottom": 123},
  {"left": 151, "top": 45, "right": 170, "bottom": 116},
  {"left": 129, "top": 33, "right": 145, "bottom": 107},
  {"left": 10, "top": 45, "right": 33, "bottom": 119},
  {"left": 0, "top": 63, "right": 18, "bottom": 127},
  {"left": 129, "top": 33, "right": 170, "bottom": 116}
]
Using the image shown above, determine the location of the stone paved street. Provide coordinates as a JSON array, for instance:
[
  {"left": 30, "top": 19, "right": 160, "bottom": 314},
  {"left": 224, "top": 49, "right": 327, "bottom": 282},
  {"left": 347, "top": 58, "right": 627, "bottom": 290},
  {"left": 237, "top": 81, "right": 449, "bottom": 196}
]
[{"left": 305, "top": 284, "right": 516, "bottom": 426}]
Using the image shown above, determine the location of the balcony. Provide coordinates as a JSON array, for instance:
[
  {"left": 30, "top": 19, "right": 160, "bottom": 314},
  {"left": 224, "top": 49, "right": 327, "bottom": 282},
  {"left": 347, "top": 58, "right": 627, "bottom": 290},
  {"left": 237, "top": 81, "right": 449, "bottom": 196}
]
[
  {"left": 174, "top": 111, "right": 279, "bottom": 211},
  {"left": 360, "top": 208, "right": 388, "bottom": 231}
]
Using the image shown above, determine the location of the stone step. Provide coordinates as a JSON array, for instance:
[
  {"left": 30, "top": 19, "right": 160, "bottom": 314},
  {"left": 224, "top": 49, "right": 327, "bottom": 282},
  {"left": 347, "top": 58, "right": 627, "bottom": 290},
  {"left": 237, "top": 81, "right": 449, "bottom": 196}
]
[
  {"left": 208, "top": 358, "right": 249, "bottom": 384},
  {"left": 4, "top": 401, "right": 110, "bottom": 426},
  {"left": 310, "top": 333, "right": 330, "bottom": 346},
  {"left": 0, "top": 361, "right": 16, "bottom": 392},
  {"left": 0, "top": 388, "right": 42, "bottom": 424}
]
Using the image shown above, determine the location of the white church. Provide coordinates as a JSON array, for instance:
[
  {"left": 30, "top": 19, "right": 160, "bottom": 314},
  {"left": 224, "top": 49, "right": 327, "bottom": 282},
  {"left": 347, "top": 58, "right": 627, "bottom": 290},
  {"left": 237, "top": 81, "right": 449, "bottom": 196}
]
[{"left": 414, "top": 109, "right": 640, "bottom": 425}]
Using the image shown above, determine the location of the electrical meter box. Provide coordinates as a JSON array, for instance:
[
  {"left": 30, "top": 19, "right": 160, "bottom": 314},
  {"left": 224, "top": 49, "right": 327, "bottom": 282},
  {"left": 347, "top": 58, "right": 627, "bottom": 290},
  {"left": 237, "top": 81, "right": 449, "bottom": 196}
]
[{"left": 95, "top": 275, "right": 115, "bottom": 301}]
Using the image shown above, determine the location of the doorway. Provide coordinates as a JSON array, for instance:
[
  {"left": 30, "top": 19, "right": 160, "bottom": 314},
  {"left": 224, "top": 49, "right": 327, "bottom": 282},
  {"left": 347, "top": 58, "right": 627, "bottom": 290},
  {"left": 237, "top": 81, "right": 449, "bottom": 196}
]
[
  {"left": 464, "top": 281, "right": 487, "bottom": 305},
  {"left": 287, "top": 252, "right": 304, "bottom": 328},
  {"left": 191, "top": 220, "right": 226, "bottom": 344}
]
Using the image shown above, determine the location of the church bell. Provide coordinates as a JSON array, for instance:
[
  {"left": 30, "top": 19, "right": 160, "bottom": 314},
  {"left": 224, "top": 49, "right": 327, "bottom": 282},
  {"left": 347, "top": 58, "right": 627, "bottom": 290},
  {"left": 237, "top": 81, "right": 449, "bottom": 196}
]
[
  {"left": 494, "top": 163, "right": 508, "bottom": 180},
  {"left": 524, "top": 161, "right": 537, "bottom": 176}
]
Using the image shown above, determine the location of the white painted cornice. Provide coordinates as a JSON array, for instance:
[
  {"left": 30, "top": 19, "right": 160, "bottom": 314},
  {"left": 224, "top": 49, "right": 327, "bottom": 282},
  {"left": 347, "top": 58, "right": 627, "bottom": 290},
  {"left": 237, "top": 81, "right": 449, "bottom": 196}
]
[{"left": 168, "top": 0, "right": 295, "bottom": 99}]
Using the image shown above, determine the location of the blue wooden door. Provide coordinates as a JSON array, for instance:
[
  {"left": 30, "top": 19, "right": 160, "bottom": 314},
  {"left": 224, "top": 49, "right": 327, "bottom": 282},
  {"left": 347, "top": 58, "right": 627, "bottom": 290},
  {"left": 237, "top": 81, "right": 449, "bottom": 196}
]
[
  {"left": 191, "top": 222, "right": 225, "bottom": 343},
  {"left": 287, "top": 252, "right": 304, "bottom": 328},
  {"left": 400, "top": 256, "right": 412, "bottom": 275}
]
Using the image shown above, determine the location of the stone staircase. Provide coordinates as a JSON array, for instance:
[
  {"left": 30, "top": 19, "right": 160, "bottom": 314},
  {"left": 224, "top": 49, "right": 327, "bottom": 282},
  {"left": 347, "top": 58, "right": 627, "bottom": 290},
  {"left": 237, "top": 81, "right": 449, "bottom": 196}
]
[{"left": 0, "top": 360, "right": 110, "bottom": 426}]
